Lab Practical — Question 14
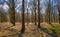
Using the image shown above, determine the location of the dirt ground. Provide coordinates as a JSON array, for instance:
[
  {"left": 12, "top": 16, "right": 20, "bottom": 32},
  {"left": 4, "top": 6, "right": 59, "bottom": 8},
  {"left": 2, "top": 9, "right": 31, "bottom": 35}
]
[{"left": 0, "top": 22, "right": 60, "bottom": 37}]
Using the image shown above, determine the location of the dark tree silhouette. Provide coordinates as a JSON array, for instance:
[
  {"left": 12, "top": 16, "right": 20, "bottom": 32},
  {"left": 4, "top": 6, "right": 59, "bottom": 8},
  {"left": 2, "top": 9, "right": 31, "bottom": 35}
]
[
  {"left": 57, "top": 5, "right": 60, "bottom": 24},
  {"left": 21, "top": 0, "right": 25, "bottom": 33},
  {"left": 38, "top": 0, "right": 40, "bottom": 28}
]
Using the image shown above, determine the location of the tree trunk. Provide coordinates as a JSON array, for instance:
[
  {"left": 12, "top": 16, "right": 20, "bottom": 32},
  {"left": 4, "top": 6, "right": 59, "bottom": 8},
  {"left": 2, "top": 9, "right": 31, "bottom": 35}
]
[
  {"left": 58, "top": 5, "right": 60, "bottom": 24},
  {"left": 27, "top": 8, "right": 29, "bottom": 25},
  {"left": 27, "top": 0, "right": 29, "bottom": 25},
  {"left": 21, "top": 0, "right": 25, "bottom": 33},
  {"left": 48, "top": 0, "right": 51, "bottom": 24},
  {"left": 34, "top": 0, "right": 36, "bottom": 25},
  {"left": 38, "top": 0, "right": 40, "bottom": 28},
  {"left": 10, "top": 0, "right": 15, "bottom": 26}
]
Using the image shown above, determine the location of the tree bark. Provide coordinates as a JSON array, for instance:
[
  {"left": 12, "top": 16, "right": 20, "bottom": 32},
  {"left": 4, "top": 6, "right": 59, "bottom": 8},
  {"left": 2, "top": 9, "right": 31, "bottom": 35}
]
[
  {"left": 38, "top": 0, "right": 40, "bottom": 28},
  {"left": 21, "top": 0, "right": 25, "bottom": 33},
  {"left": 9, "top": 0, "right": 15, "bottom": 26},
  {"left": 34, "top": 0, "right": 36, "bottom": 25}
]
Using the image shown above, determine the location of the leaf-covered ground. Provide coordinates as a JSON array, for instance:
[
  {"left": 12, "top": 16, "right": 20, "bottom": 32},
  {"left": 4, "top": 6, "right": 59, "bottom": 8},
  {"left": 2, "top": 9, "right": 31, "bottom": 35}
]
[{"left": 0, "top": 22, "right": 60, "bottom": 37}]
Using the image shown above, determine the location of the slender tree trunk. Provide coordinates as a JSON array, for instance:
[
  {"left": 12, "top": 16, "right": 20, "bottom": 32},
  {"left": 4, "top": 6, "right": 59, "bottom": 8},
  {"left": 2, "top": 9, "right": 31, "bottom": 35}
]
[
  {"left": 34, "top": 0, "right": 36, "bottom": 25},
  {"left": 21, "top": 0, "right": 25, "bottom": 33},
  {"left": 27, "top": 0, "right": 28, "bottom": 25},
  {"left": 48, "top": 0, "right": 51, "bottom": 24},
  {"left": 27, "top": 8, "right": 29, "bottom": 25},
  {"left": 58, "top": 5, "right": 60, "bottom": 24},
  {"left": 31, "top": 10, "right": 33, "bottom": 23},
  {"left": 0, "top": 12, "right": 1, "bottom": 23},
  {"left": 38, "top": 0, "right": 40, "bottom": 28},
  {"left": 48, "top": 10, "right": 51, "bottom": 24},
  {"left": 59, "top": 11, "right": 60, "bottom": 24}
]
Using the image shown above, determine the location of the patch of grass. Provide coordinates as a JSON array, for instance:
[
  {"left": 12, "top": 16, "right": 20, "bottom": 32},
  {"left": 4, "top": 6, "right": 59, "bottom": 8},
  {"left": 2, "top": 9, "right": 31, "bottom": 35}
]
[
  {"left": 46, "top": 24, "right": 60, "bottom": 35},
  {"left": 50, "top": 28, "right": 58, "bottom": 33},
  {"left": 53, "top": 24, "right": 60, "bottom": 29},
  {"left": 46, "top": 28, "right": 52, "bottom": 33}
]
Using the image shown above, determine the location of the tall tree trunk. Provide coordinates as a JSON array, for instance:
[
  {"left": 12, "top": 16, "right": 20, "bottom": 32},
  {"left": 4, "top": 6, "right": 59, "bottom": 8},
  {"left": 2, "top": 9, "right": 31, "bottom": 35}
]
[
  {"left": 4, "top": 0, "right": 15, "bottom": 25},
  {"left": 10, "top": 0, "right": 15, "bottom": 26},
  {"left": 27, "top": 7, "right": 29, "bottom": 25},
  {"left": 21, "top": 0, "right": 25, "bottom": 33},
  {"left": 38, "top": 0, "right": 40, "bottom": 28},
  {"left": 34, "top": 0, "right": 36, "bottom": 25},
  {"left": 53, "top": 12, "right": 56, "bottom": 23},
  {"left": 27, "top": 0, "right": 28, "bottom": 25},
  {"left": 58, "top": 5, "right": 60, "bottom": 24},
  {"left": 48, "top": 0, "right": 51, "bottom": 24},
  {"left": 31, "top": 9, "right": 34, "bottom": 23}
]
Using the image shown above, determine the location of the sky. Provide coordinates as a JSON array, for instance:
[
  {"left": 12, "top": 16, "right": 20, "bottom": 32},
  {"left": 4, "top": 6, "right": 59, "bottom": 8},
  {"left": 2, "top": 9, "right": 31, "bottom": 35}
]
[{"left": 0, "top": 0, "right": 60, "bottom": 14}]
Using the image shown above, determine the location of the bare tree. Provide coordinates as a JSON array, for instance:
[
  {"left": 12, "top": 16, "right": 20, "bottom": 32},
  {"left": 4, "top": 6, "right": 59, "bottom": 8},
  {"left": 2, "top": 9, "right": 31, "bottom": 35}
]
[
  {"left": 4, "top": 0, "right": 15, "bottom": 26},
  {"left": 27, "top": 0, "right": 29, "bottom": 25},
  {"left": 27, "top": 8, "right": 29, "bottom": 25},
  {"left": 46, "top": 0, "right": 51, "bottom": 24},
  {"left": 34, "top": 0, "right": 37, "bottom": 25},
  {"left": 38, "top": 0, "right": 40, "bottom": 28},
  {"left": 57, "top": 5, "right": 60, "bottom": 24},
  {"left": 9, "top": 0, "right": 15, "bottom": 26},
  {"left": 21, "top": 0, "right": 25, "bottom": 33}
]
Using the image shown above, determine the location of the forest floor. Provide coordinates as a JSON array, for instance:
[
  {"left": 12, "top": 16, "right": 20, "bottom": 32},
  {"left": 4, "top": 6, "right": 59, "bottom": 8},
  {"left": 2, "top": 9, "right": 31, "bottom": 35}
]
[{"left": 0, "top": 22, "right": 60, "bottom": 37}]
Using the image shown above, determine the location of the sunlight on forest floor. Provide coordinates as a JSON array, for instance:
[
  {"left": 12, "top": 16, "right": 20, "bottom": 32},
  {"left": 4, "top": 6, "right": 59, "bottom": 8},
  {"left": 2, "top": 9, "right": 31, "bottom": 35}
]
[{"left": 0, "top": 22, "right": 60, "bottom": 37}]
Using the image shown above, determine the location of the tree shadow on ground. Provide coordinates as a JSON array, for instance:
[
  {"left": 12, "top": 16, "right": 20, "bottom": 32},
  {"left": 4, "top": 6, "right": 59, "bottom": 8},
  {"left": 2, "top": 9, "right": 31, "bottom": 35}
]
[
  {"left": 18, "top": 29, "right": 25, "bottom": 37},
  {"left": 18, "top": 33, "right": 23, "bottom": 37}
]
